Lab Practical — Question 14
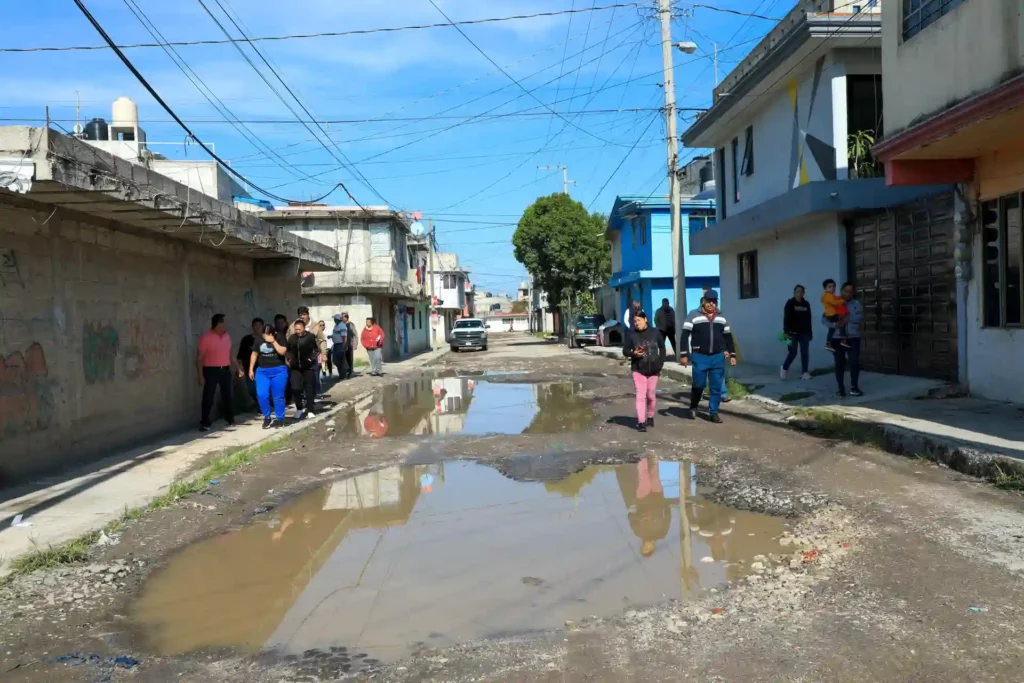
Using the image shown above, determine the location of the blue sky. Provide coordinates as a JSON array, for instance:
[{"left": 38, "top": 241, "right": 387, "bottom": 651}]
[{"left": 1, "top": 0, "right": 784, "bottom": 294}]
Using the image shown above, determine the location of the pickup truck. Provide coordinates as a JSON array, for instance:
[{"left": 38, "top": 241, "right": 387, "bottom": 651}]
[{"left": 450, "top": 318, "right": 488, "bottom": 352}]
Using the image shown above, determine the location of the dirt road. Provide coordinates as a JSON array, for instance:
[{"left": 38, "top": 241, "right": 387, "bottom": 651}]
[{"left": 2, "top": 335, "right": 1023, "bottom": 682}]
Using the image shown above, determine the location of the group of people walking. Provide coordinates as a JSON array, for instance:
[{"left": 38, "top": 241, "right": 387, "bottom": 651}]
[
  {"left": 623, "top": 289, "right": 736, "bottom": 431},
  {"left": 622, "top": 278, "right": 864, "bottom": 432},
  {"left": 196, "top": 308, "right": 387, "bottom": 431}
]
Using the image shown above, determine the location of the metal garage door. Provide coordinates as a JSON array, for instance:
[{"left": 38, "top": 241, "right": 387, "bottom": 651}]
[{"left": 846, "top": 191, "right": 958, "bottom": 381}]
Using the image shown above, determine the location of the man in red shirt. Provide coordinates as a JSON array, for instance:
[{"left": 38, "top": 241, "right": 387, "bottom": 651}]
[
  {"left": 360, "top": 317, "right": 386, "bottom": 376},
  {"left": 197, "top": 313, "right": 240, "bottom": 431}
]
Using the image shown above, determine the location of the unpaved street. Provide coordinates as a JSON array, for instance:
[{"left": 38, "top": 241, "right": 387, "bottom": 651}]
[{"left": 2, "top": 335, "right": 1024, "bottom": 682}]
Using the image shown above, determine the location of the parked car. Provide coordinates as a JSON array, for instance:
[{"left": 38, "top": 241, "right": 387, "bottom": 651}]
[
  {"left": 597, "top": 319, "right": 624, "bottom": 347},
  {"left": 568, "top": 314, "right": 605, "bottom": 348},
  {"left": 450, "top": 318, "right": 488, "bottom": 352}
]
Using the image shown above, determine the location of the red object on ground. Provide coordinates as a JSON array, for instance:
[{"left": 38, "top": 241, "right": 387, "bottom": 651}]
[
  {"left": 711, "top": 607, "right": 724, "bottom": 615},
  {"left": 364, "top": 414, "right": 388, "bottom": 438}
]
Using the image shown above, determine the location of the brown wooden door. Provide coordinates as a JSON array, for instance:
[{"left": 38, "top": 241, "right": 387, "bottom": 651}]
[{"left": 846, "top": 192, "right": 957, "bottom": 381}]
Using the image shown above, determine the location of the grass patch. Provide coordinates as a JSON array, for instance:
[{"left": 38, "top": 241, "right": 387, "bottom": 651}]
[
  {"left": 3, "top": 434, "right": 290, "bottom": 582},
  {"left": 725, "top": 378, "right": 753, "bottom": 399},
  {"left": 780, "top": 391, "right": 815, "bottom": 403},
  {"left": 993, "top": 464, "right": 1024, "bottom": 492},
  {"left": 793, "top": 407, "right": 888, "bottom": 449},
  {"left": 809, "top": 366, "right": 834, "bottom": 377},
  {"left": 353, "top": 358, "right": 369, "bottom": 368}
]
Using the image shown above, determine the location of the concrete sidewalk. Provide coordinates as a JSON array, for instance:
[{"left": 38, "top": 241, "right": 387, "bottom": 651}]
[
  {"left": 583, "top": 345, "right": 1024, "bottom": 466},
  {"left": 0, "top": 347, "right": 448, "bottom": 575}
]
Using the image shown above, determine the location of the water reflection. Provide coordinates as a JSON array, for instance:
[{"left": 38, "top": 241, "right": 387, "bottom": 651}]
[
  {"left": 343, "top": 379, "right": 596, "bottom": 438},
  {"left": 131, "top": 461, "right": 785, "bottom": 661}
]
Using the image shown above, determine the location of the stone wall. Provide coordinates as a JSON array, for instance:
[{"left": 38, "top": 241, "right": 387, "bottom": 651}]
[{"left": 0, "top": 201, "right": 303, "bottom": 483}]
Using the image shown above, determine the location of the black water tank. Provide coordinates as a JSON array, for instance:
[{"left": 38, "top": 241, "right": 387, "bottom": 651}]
[
  {"left": 83, "top": 118, "right": 108, "bottom": 141},
  {"left": 698, "top": 160, "right": 714, "bottom": 189}
]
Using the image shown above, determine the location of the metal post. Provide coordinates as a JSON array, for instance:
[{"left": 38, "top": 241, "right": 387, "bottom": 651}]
[
  {"left": 660, "top": 0, "right": 686, "bottom": 359},
  {"left": 714, "top": 41, "right": 719, "bottom": 87},
  {"left": 427, "top": 219, "right": 436, "bottom": 350}
]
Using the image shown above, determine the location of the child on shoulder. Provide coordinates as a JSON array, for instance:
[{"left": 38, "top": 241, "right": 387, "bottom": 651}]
[{"left": 820, "top": 279, "right": 850, "bottom": 352}]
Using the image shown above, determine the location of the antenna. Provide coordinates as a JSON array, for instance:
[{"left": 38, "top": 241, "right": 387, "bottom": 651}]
[{"left": 73, "top": 91, "right": 84, "bottom": 136}]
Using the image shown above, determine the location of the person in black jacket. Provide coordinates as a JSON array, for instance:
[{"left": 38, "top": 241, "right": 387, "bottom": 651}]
[
  {"left": 654, "top": 298, "right": 676, "bottom": 358},
  {"left": 679, "top": 289, "right": 736, "bottom": 423},
  {"left": 622, "top": 310, "right": 665, "bottom": 432},
  {"left": 781, "top": 284, "right": 813, "bottom": 379}
]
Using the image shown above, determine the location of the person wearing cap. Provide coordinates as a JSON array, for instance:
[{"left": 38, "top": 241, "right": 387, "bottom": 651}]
[
  {"left": 679, "top": 289, "right": 736, "bottom": 423},
  {"left": 329, "top": 313, "right": 350, "bottom": 380}
]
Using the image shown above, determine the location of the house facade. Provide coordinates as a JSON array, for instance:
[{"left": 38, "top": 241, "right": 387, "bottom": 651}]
[
  {"left": 261, "top": 206, "right": 430, "bottom": 361},
  {"left": 607, "top": 195, "right": 720, "bottom": 323},
  {"left": 431, "top": 253, "right": 469, "bottom": 343},
  {"left": 872, "top": 0, "right": 1024, "bottom": 401},
  {"left": 681, "top": 0, "right": 954, "bottom": 375}
]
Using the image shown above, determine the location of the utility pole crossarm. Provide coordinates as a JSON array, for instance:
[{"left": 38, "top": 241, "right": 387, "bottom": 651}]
[{"left": 538, "top": 164, "right": 575, "bottom": 195}]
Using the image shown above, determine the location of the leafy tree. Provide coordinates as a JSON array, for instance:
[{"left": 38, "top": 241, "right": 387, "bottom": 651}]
[
  {"left": 512, "top": 194, "right": 610, "bottom": 320},
  {"left": 510, "top": 300, "right": 529, "bottom": 314}
]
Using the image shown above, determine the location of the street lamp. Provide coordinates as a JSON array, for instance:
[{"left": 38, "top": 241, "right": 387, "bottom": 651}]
[{"left": 676, "top": 41, "right": 698, "bottom": 54}]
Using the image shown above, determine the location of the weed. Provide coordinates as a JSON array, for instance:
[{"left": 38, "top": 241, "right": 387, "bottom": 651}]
[
  {"left": 793, "top": 408, "right": 888, "bottom": 450},
  {"left": 726, "top": 378, "right": 752, "bottom": 399},
  {"left": 780, "top": 391, "right": 815, "bottom": 403},
  {"left": 6, "top": 531, "right": 100, "bottom": 575},
  {"left": 992, "top": 463, "right": 1024, "bottom": 492}
]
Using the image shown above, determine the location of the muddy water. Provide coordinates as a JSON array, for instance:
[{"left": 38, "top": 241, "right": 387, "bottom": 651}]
[
  {"left": 130, "top": 461, "right": 786, "bottom": 662},
  {"left": 340, "top": 378, "right": 597, "bottom": 437}
]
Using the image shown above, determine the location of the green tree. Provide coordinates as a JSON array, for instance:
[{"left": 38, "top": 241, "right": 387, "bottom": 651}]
[
  {"left": 510, "top": 300, "right": 529, "bottom": 314},
  {"left": 512, "top": 194, "right": 610, "bottom": 322}
]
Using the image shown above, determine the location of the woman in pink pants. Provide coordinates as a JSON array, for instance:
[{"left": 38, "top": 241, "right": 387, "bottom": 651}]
[{"left": 622, "top": 310, "right": 665, "bottom": 432}]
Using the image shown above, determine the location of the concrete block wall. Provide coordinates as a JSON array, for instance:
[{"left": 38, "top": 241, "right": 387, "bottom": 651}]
[{"left": 0, "top": 201, "right": 303, "bottom": 484}]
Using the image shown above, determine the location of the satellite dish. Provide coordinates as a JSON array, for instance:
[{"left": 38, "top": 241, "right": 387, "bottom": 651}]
[{"left": 410, "top": 220, "right": 425, "bottom": 237}]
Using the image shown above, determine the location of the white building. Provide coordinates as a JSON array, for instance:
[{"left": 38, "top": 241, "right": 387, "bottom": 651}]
[
  {"left": 681, "top": 0, "right": 954, "bottom": 379},
  {"left": 432, "top": 253, "right": 469, "bottom": 343},
  {"left": 262, "top": 206, "right": 431, "bottom": 361}
]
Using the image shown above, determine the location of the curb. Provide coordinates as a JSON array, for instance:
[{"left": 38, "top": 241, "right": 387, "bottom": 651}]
[{"left": 583, "top": 345, "right": 1024, "bottom": 484}]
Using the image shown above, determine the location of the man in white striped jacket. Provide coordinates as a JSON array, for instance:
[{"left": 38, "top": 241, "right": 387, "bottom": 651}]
[{"left": 679, "top": 289, "right": 737, "bottom": 423}]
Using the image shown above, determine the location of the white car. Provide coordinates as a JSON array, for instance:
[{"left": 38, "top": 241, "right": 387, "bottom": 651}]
[{"left": 450, "top": 318, "right": 488, "bottom": 352}]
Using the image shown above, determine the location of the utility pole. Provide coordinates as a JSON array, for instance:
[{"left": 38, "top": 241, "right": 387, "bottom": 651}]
[
  {"left": 538, "top": 164, "right": 576, "bottom": 195},
  {"left": 427, "top": 218, "right": 436, "bottom": 351},
  {"left": 713, "top": 41, "right": 719, "bottom": 87},
  {"left": 660, "top": 0, "right": 686, "bottom": 359}
]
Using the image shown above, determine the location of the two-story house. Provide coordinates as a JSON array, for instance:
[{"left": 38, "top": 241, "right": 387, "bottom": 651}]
[
  {"left": 872, "top": 0, "right": 1023, "bottom": 401},
  {"left": 681, "top": 0, "right": 954, "bottom": 377},
  {"left": 261, "top": 205, "right": 431, "bottom": 362},
  {"left": 432, "top": 253, "right": 469, "bottom": 343},
  {"left": 607, "top": 194, "right": 720, "bottom": 322}
]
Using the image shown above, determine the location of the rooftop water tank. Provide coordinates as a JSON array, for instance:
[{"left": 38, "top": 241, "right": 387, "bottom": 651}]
[
  {"left": 83, "top": 118, "right": 108, "bottom": 141},
  {"left": 112, "top": 97, "right": 139, "bottom": 130},
  {"left": 698, "top": 160, "right": 714, "bottom": 190}
]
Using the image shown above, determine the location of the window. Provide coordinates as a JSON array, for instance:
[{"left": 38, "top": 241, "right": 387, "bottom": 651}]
[
  {"left": 688, "top": 213, "right": 716, "bottom": 235},
  {"left": 419, "top": 309, "right": 423, "bottom": 329},
  {"left": 731, "top": 137, "right": 740, "bottom": 203},
  {"left": 369, "top": 223, "right": 391, "bottom": 256},
  {"left": 903, "top": 0, "right": 967, "bottom": 41},
  {"left": 738, "top": 250, "right": 759, "bottom": 299},
  {"left": 716, "top": 147, "right": 727, "bottom": 219},
  {"left": 741, "top": 125, "right": 754, "bottom": 176},
  {"left": 982, "top": 193, "right": 1023, "bottom": 328},
  {"left": 443, "top": 273, "right": 457, "bottom": 289}
]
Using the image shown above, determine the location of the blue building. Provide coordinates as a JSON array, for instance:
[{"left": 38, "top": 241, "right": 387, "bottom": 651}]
[{"left": 607, "top": 194, "right": 719, "bottom": 322}]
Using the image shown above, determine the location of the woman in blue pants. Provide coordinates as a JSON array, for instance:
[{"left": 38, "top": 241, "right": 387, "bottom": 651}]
[{"left": 249, "top": 324, "right": 289, "bottom": 429}]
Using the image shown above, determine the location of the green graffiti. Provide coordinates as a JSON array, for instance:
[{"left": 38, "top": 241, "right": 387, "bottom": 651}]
[{"left": 83, "top": 322, "right": 119, "bottom": 384}]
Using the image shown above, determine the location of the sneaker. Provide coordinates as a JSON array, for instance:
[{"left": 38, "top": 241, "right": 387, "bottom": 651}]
[
  {"left": 199, "top": 423, "right": 211, "bottom": 432},
  {"left": 780, "top": 367, "right": 788, "bottom": 380},
  {"left": 709, "top": 413, "right": 723, "bottom": 424},
  {"left": 849, "top": 388, "right": 863, "bottom": 397},
  {"left": 272, "top": 419, "right": 285, "bottom": 429},
  {"left": 646, "top": 417, "right": 654, "bottom": 428},
  {"left": 637, "top": 421, "right": 647, "bottom": 432},
  {"left": 225, "top": 419, "right": 236, "bottom": 427},
  {"left": 840, "top": 340, "right": 852, "bottom": 349},
  {"left": 837, "top": 389, "right": 847, "bottom": 398},
  {"left": 683, "top": 409, "right": 696, "bottom": 420},
  {"left": 801, "top": 372, "right": 812, "bottom": 380},
  {"left": 825, "top": 344, "right": 835, "bottom": 353},
  {"left": 295, "top": 409, "right": 306, "bottom": 420},
  {"left": 721, "top": 396, "right": 731, "bottom": 403},
  {"left": 262, "top": 417, "right": 273, "bottom": 429}
]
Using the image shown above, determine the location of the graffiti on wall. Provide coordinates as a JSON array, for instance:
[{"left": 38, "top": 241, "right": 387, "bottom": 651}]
[
  {"left": 0, "top": 249, "right": 23, "bottom": 288},
  {"left": 242, "top": 289, "right": 256, "bottom": 312},
  {"left": 0, "top": 343, "right": 55, "bottom": 437},
  {"left": 83, "top": 323, "right": 119, "bottom": 384},
  {"left": 121, "top": 318, "right": 173, "bottom": 380},
  {"left": 189, "top": 292, "right": 215, "bottom": 322}
]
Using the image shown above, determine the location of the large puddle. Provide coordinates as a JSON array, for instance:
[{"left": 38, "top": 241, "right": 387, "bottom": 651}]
[
  {"left": 340, "top": 378, "right": 597, "bottom": 437},
  {"left": 130, "top": 461, "right": 787, "bottom": 663}
]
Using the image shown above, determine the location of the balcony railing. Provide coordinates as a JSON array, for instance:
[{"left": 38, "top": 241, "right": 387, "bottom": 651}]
[{"left": 903, "top": 0, "right": 967, "bottom": 40}]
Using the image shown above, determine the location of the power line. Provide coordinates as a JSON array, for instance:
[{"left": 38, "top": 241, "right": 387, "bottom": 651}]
[
  {"left": 3, "top": 4, "right": 641, "bottom": 53},
  {"left": 427, "top": 0, "right": 631, "bottom": 148},
  {"left": 587, "top": 113, "right": 660, "bottom": 209},
  {"left": 690, "top": 3, "right": 781, "bottom": 21},
  {"left": 195, "top": 0, "right": 385, "bottom": 208},
  {"left": 69, "top": 0, "right": 358, "bottom": 206}
]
